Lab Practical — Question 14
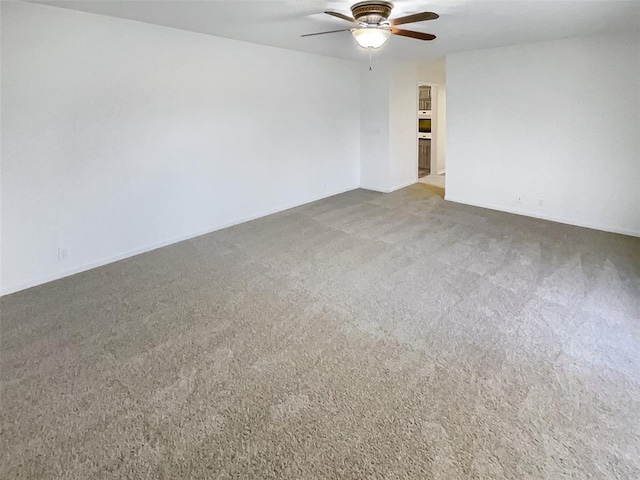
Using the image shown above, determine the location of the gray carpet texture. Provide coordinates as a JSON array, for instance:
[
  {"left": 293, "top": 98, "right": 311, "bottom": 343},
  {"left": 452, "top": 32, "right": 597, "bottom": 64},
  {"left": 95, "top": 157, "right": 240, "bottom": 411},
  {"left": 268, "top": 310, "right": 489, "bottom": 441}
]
[{"left": 2, "top": 184, "right": 640, "bottom": 479}]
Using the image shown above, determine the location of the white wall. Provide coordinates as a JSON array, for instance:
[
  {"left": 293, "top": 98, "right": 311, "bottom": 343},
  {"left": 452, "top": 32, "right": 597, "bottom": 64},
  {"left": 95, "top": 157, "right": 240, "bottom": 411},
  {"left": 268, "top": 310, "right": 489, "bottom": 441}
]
[
  {"left": 0, "top": 2, "right": 361, "bottom": 295},
  {"left": 435, "top": 86, "right": 446, "bottom": 174},
  {"left": 417, "top": 59, "right": 446, "bottom": 85},
  {"left": 360, "top": 59, "right": 418, "bottom": 192},
  {"left": 360, "top": 64, "right": 391, "bottom": 191},
  {"left": 446, "top": 33, "right": 640, "bottom": 236},
  {"left": 388, "top": 61, "right": 418, "bottom": 190}
]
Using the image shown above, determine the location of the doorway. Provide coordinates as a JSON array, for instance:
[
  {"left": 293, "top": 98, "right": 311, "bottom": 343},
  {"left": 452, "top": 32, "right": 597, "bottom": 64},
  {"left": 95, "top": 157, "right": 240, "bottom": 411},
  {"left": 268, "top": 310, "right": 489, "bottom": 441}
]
[{"left": 416, "top": 82, "right": 446, "bottom": 192}]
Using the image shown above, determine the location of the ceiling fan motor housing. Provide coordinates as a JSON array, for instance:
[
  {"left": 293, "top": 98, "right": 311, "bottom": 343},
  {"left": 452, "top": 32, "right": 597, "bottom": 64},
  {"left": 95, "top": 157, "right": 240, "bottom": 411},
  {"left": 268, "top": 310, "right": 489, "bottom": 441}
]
[{"left": 351, "top": 1, "right": 393, "bottom": 25}]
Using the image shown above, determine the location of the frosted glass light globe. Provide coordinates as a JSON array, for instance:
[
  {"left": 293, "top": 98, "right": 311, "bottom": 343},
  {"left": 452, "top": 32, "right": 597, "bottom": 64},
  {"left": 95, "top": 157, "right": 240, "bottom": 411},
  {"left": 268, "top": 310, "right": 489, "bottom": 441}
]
[{"left": 352, "top": 28, "right": 391, "bottom": 49}]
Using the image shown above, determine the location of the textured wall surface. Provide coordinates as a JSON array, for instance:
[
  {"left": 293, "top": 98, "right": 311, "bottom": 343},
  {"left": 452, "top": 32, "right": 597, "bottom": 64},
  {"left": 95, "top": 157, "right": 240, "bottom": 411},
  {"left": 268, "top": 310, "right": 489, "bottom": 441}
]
[
  {"left": 1, "top": 1, "right": 361, "bottom": 294},
  {"left": 446, "top": 33, "right": 640, "bottom": 236}
]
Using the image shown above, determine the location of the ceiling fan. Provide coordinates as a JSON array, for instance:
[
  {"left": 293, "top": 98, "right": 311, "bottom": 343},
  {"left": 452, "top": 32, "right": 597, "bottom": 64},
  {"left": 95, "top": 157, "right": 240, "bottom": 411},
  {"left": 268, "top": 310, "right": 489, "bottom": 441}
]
[{"left": 302, "top": 1, "right": 439, "bottom": 49}]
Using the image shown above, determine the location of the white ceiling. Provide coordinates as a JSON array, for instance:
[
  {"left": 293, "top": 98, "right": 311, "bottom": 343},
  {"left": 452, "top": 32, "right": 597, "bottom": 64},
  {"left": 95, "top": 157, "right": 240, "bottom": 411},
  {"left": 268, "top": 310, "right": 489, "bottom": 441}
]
[{"left": 26, "top": 0, "right": 640, "bottom": 63}]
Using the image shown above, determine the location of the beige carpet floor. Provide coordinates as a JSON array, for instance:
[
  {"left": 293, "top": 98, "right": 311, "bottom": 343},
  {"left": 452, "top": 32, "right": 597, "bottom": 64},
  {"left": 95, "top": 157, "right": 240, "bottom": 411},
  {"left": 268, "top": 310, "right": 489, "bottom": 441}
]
[{"left": 2, "top": 184, "right": 640, "bottom": 479}]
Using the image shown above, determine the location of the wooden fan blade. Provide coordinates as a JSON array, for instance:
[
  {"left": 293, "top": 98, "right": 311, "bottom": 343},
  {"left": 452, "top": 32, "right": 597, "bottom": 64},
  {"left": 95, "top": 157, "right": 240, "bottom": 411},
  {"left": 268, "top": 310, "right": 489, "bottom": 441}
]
[
  {"left": 389, "top": 12, "right": 439, "bottom": 26},
  {"left": 324, "top": 11, "right": 357, "bottom": 23},
  {"left": 390, "top": 28, "right": 436, "bottom": 41},
  {"left": 301, "top": 28, "right": 353, "bottom": 37}
]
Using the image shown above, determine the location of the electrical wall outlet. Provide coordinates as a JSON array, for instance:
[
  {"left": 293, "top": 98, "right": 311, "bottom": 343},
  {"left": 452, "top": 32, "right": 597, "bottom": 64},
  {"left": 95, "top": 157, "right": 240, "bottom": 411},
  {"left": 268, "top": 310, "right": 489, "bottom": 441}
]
[{"left": 58, "top": 247, "right": 68, "bottom": 261}]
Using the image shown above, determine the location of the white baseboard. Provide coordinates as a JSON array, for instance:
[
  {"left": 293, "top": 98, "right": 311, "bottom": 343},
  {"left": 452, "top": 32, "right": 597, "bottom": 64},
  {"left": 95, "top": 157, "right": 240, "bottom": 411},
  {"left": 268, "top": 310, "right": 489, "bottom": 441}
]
[
  {"left": 444, "top": 195, "right": 640, "bottom": 238},
  {"left": 1, "top": 185, "right": 359, "bottom": 296},
  {"left": 358, "top": 184, "right": 386, "bottom": 193},
  {"left": 388, "top": 180, "right": 418, "bottom": 193},
  {"left": 360, "top": 179, "right": 417, "bottom": 194}
]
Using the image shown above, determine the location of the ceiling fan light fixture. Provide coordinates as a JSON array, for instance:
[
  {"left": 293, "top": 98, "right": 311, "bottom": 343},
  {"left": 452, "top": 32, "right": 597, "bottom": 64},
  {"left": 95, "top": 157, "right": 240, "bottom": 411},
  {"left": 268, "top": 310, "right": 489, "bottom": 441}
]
[{"left": 352, "top": 27, "right": 390, "bottom": 49}]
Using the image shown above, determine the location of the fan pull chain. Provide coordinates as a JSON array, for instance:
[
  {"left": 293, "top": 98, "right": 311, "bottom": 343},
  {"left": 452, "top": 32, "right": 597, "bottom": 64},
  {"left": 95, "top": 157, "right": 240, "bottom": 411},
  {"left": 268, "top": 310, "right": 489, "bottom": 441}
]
[{"left": 369, "top": 48, "right": 373, "bottom": 71}]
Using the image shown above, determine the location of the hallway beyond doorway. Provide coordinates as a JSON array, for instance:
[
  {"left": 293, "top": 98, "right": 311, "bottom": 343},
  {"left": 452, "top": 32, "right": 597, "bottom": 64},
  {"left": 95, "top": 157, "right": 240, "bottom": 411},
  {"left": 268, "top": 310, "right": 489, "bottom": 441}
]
[{"left": 418, "top": 173, "right": 445, "bottom": 189}]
